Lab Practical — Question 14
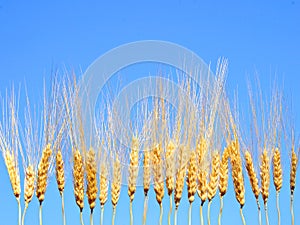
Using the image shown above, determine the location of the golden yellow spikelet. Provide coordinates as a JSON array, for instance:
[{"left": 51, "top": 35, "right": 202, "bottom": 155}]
[
  {"left": 245, "top": 150, "right": 260, "bottom": 199},
  {"left": 36, "top": 144, "right": 52, "bottom": 203},
  {"left": 128, "top": 137, "right": 139, "bottom": 202},
  {"left": 24, "top": 165, "right": 35, "bottom": 204},
  {"left": 208, "top": 152, "right": 220, "bottom": 201},
  {"left": 260, "top": 149, "right": 270, "bottom": 205},
  {"left": 166, "top": 141, "right": 175, "bottom": 196},
  {"left": 219, "top": 147, "right": 229, "bottom": 197},
  {"left": 273, "top": 148, "right": 282, "bottom": 192},
  {"left": 86, "top": 149, "right": 98, "bottom": 210},
  {"left": 56, "top": 150, "right": 65, "bottom": 195},
  {"left": 73, "top": 150, "right": 84, "bottom": 210},
  {"left": 187, "top": 151, "right": 197, "bottom": 203},
  {"left": 4, "top": 151, "right": 21, "bottom": 198},
  {"left": 111, "top": 157, "right": 121, "bottom": 208}
]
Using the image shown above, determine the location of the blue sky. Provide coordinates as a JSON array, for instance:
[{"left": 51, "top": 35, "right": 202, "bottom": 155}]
[{"left": 0, "top": 1, "right": 300, "bottom": 225}]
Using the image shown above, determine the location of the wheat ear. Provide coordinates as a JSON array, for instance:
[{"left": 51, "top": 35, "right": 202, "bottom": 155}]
[
  {"left": 166, "top": 141, "right": 175, "bottom": 225},
  {"left": 99, "top": 163, "right": 108, "bottom": 225},
  {"left": 5, "top": 150, "right": 21, "bottom": 225},
  {"left": 244, "top": 150, "right": 261, "bottom": 225},
  {"left": 152, "top": 144, "right": 164, "bottom": 225},
  {"left": 128, "top": 137, "right": 139, "bottom": 225},
  {"left": 73, "top": 149, "right": 85, "bottom": 225},
  {"left": 56, "top": 150, "right": 66, "bottom": 225},
  {"left": 272, "top": 148, "right": 282, "bottom": 225},
  {"left": 143, "top": 150, "right": 151, "bottom": 225},
  {"left": 22, "top": 165, "right": 35, "bottom": 225},
  {"left": 111, "top": 157, "right": 121, "bottom": 225},
  {"left": 218, "top": 147, "right": 229, "bottom": 225},
  {"left": 230, "top": 140, "right": 246, "bottom": 225},
  {"left": 207, "top": 152, "right": 220, "bottom": 225},
  {"left": 260, "top": 149, "right": 270, "bottom": 225},
  {"left": 36, "top": 144, "right": 52, "bottom": 225},
  {"left": 86, "top": 148, "right": 98, "bottom": 225},
  {"left": 174, "top": 146, "right": 187, "bottom": 225},
  {"left": 186, "top": 151, "right": 197, "bottom": 225},
  {"left": 290, "top": 149, "right": 298, "bottom": 225}
]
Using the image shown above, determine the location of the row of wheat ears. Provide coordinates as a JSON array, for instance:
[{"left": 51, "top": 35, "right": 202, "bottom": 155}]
[{"left": 0, "top": 66, "right": 299, "bottom": 225}]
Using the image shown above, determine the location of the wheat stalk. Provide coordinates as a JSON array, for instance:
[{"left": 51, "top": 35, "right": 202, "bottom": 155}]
[
  {"left": 55, "top": 150, "right": 66, "bottom": 225},
  {"left": 260, "top": 149, "right": 270, "bottom": 225},
  {"left": 218, "top": 147, "right": 229, "bottom": 225},
  {"left": 143, "top": 150, "right": 151, "bottom": 225},
  {"left": 99, "top": 163, "right": 108, "bottom": 225},
  {"left": 73, "top": 149, "right": 85, "bottom": 225},
  {"left": 36, "top": 144, "right": 52, "bottom": 225},
  {"left": 244, "top": 150, "right": 261, "bottom": 225},
  {"left": 174, "top": 146, "right": 187, "bottom": 225},
  {"left": 22, "top": 165, "right": 35, "bottom": 225},
  {"left": 290, "top": 148, "right": 298, "bottom": 225},
  {"left": 111, "top": 157, "right": 121, "bottom": 225},
  {"left": 230, "top": 140, "right": 246, "bottom": 225},
  {"left": 165, "top": 141, "right": 175, "bottom": 225},
  {"left": 186, "top": 151, "right": 197, "bottom": 225},
  {"left": 272, "top": 147, "right": 282, "bottom": 225},
  {"left": 207, "top": 152, "right": 220, "bottom": 225},
  {"left": 151, "top": 143, "right": 164, "bottom": 225},
  {"left": 128, "top": 136, "right": 139, "bottom": 225},
  {"left": 197, "top": 137, "right": 208, "bottom": 225},
  {"left": 86, "top": 148, "right": 98, "bottom": 225}
]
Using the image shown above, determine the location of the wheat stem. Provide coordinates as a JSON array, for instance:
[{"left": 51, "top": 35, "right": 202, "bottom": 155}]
[
  {"left": 218, "top": 196, "right": 223, "bottom": 225},
  {"left": 90, "top": 209, "right": 94, "bottom": 225},
  {"left": 17, "top": 197, "right": 21, "bottom": 225},
  {"left": 143, "top": 195, "right": 149, "bottom": 225},
  {"left": 256, "top": 199, "right": 262, "bottom": 225},
  {"left": 100, "top": 206, "right": 104, "bottom": 225},
  {"left": 39, "top": 203, "right": 43, "bottom": 225},
  {"left": 112, "top": 207, "right": 116, "bottom": 225},
  {"left": 291, "top": 193, "right": 294, "bottom": 225},
  {"left": 188, "top": 203, "right": 192, "bottom": 225},
  {"left": 200, "top": 202, "right": 204, "bottom": 225},
  {"left": 174, "top": 208, "right": 178, "bottom": 225},
  {"left": 264, "top": 203, "right": 269, "bottom": 225},
  {"left": 159, "top": 203, "right": 163, "bottom": 225},
  {"left": 22, "top": 203, "right": 28, "bottom": 225},
  {"left": 130, "top": 201, "right": 133, "bottom": 225},
  {"left": 60, "top": 192, "right": 66, "bottom": 225},
  {"left": 80, "top": 209, "right": 84, "bottom": 225},
  {"left": 168, "top": 194, "right": 172, "bottom": 225},
  {"left": 276, "top": 191, "right": 280, "bottom": 225},
  {"left": 207, "top": 200, "right": 212, "bottom": 225},
  {"left": 240, "top": 207, "right": 246, "bottom": 225}
]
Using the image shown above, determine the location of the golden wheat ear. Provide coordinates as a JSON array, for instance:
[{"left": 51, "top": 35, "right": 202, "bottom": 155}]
[
  {"left": 111, "top": 157, "right": 121, "bottom": 225},
  {"left": 86, "top": 148, "right": 98, "bottom": 223}
]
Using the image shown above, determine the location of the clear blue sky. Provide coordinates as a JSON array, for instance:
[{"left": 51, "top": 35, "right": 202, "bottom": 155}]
[{"left": 0, "top": 1, "right": 299, "bottom": 225}]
